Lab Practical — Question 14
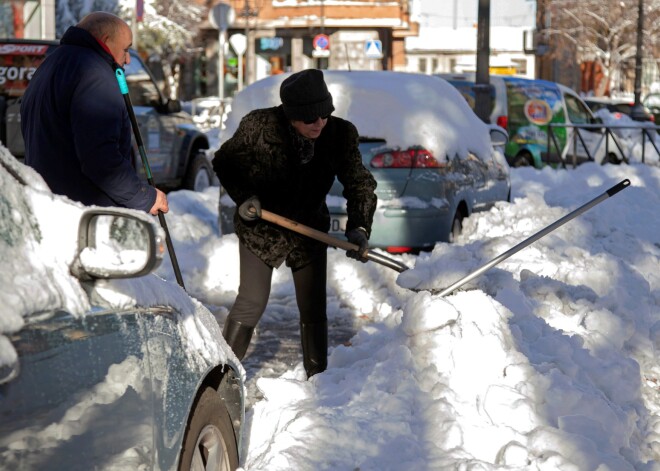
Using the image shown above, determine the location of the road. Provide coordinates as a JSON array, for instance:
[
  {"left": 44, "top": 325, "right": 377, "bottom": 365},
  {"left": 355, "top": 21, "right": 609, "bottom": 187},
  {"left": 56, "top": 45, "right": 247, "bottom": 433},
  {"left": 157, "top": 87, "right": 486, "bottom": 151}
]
[{"left": 212, "top": 290, "right": 371, "bottom": 409}]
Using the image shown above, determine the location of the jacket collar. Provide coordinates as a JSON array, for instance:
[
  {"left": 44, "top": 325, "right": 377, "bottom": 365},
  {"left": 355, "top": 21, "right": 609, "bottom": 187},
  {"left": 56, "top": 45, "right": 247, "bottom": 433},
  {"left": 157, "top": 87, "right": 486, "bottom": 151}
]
[{"left": 60, "top": 26, "right": 118, "bottom": 69}]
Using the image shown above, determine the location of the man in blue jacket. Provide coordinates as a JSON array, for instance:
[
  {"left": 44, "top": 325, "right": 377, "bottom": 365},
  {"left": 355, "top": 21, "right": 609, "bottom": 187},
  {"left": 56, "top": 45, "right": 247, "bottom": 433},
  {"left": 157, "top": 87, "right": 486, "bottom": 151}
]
[{"left": 21, "top": 11, "right": 168, "bottom": 214}]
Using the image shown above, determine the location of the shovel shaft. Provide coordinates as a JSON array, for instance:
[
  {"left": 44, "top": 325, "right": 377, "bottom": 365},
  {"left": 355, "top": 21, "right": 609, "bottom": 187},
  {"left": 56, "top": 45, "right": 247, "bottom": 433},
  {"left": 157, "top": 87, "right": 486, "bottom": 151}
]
[
  {"left": 259, "top": 209, "right": 410, "bottom": 273},
  {"left": 115, "top": 68, "right": 186, "bottom": 290},
  {"left": 432, "top": 178, "right": 631, "bottom": 297}
]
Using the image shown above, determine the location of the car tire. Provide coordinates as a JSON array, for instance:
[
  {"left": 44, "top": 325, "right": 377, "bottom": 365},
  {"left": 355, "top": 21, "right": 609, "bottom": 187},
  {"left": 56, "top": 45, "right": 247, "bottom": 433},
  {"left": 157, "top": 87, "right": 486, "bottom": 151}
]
[
  {"left": 449, "top": 211, "right": 463, "bottom": 243},
  {"left": 601, "top": 153, "right": 620, "bottom": 165},
  {"left": 178, "top": 386, "right": 238, "bottom": 471},
  {"left": 184, "top": 152, "right": 213, "bottom": 192},
  {"left": 512, "top": 153, "right": 532, "bottom": 168}
]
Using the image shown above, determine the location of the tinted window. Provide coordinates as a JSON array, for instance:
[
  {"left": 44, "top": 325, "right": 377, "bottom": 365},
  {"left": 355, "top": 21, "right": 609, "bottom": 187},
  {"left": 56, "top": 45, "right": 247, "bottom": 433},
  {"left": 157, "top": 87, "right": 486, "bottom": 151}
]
[
  {"left": 564, "top": 94, "right": 592, "bottom": 124},
  {"left": 124, "top": 52, "right": 161, "bottom": 107},
  {"left": 446, "top": 80, "right": 495, "bottom": 114}
]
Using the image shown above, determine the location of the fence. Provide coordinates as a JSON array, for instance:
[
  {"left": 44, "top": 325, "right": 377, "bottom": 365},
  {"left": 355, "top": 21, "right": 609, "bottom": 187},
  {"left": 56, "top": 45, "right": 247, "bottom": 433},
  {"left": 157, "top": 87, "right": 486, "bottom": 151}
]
[{"left": 547, "top": 122, "right": 660, "bottom": 168}]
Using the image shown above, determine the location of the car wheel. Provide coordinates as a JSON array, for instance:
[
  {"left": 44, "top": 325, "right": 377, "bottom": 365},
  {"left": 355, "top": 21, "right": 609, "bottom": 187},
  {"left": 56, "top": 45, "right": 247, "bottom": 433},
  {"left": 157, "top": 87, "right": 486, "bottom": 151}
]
[
  {"left": 184, "top": 152, "right": 212, "bottom": 192},
  {"left": 512, "top": 153, "right": 532, "bottom": 168},
  {"left": 449, "top": 211, "right": 463, "bottom": 243},
  {"left": 601, "top": 153, "right": 620, "bottom": 165},
  {"left": 178, "top": 386, "right": 238, "bottom": 471}
]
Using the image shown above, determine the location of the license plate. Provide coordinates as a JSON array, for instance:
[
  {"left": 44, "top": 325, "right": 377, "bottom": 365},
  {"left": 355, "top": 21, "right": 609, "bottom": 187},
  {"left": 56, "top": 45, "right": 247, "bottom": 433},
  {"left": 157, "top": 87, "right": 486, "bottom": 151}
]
[{"left": 329, "top": 215, "right": 347, "bottom": 234}]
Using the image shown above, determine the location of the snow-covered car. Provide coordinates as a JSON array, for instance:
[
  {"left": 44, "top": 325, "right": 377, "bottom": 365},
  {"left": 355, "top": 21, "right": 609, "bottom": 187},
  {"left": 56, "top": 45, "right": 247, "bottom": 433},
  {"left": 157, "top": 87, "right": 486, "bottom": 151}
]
[
  {"left": 584, "top": 96, "right": 654, "bottom": 122},
  {"left": 0, "top": 144, "right": 244, "bottom": 470},
  {"left": 0, "top": 39, "right": 213, "bottom": 192},
  {"left": 218, "top": 70, "right": 511, "bottom": 253}
]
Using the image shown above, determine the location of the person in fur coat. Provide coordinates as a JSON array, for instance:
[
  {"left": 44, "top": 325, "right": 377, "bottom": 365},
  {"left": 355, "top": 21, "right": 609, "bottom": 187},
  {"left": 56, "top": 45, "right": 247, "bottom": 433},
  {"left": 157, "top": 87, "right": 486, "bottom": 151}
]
[{"left": 213, "top": 69, "right": 377, "bottom": 378}]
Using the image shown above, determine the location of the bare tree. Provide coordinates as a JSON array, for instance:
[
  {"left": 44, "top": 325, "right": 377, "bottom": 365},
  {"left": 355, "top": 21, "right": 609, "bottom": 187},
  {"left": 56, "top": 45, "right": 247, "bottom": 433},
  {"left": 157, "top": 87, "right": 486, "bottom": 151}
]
[
  {"left": 539, "top": 0, "right": 660, "bottom": 95},
  {"left": 120, "top": 0, "right": 205, "bottom": 55}
]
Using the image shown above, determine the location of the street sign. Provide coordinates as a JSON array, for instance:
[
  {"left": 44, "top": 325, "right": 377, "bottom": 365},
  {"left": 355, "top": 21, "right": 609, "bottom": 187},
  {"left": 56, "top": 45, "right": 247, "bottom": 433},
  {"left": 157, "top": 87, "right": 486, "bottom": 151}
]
[
  {"left": 365, "top": 39, "right": 383, "bottom": 59},
  {"left": 229, "top": 33, "right": 247, "bottom": 56},
  {"left": 313, "top": 34, "right": 330, "bottom": 51},
  {"left": 313, "top": 34, "right": 330, "bottom": 58},
  {"left": 209, "top": 2, "right": 234, "bottom": 31}
]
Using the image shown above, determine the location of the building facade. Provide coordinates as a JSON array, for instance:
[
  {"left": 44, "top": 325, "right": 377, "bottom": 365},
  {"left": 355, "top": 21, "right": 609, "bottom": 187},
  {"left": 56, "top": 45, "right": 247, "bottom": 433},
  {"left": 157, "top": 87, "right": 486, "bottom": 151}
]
[
  {"left": 404, "top": 0, "right": 536, "bottom": 78},
  {"left": 199, "top": 0, "right": 418, "bottom": 97}
]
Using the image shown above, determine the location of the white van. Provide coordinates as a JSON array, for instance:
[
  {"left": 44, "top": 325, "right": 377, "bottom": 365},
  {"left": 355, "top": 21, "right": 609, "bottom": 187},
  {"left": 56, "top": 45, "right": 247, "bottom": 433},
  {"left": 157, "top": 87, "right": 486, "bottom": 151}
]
[{"left": 437, "top": 74, "right": 621, "bottom": 167}]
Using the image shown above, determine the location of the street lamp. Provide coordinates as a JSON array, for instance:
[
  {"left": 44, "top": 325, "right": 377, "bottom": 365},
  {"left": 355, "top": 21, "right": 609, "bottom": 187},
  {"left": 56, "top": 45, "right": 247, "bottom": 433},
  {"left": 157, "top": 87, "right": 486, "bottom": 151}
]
[{"left": 630, "top": 0, "right": 648, "bottom": 121}]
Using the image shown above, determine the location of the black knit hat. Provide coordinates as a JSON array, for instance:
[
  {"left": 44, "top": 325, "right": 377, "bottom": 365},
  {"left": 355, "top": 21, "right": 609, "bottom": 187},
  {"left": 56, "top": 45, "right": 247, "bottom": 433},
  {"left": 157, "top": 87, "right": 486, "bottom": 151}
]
[{"left": 280, "top": 69, "right": 335, "bottom": 122}]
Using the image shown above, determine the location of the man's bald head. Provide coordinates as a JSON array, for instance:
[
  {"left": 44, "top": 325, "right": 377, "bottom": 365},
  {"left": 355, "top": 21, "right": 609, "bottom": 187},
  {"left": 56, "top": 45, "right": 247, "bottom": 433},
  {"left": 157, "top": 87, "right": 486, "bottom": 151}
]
[
  {"left": 77, "top": 11, "right": 129, "bottom": 43},
  {"left": 78, "top": 11, "right": 132, "bottom": 67}
]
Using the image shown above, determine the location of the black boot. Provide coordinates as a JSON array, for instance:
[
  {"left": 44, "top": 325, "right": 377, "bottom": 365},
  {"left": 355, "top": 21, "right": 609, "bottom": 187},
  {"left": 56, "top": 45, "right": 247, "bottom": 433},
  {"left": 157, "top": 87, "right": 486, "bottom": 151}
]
[
  {"left": 222, "top": 319, "right": 254, "bottom": 361},
  {"left": 300, "top": 321, "right": 328, "bottom": 378}
]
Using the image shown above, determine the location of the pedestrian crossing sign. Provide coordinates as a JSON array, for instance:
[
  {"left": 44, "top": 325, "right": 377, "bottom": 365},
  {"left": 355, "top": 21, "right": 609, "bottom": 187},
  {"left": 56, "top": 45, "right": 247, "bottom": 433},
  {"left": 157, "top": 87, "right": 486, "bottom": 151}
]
[{"left": 365, "top": 39, "right": 383, "bottom": 59}]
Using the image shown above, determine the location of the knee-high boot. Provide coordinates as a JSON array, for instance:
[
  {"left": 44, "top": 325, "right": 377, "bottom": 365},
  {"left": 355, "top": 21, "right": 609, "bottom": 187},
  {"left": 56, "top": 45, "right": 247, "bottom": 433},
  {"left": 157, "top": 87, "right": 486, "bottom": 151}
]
[
  {"left": 222, "top": 319, "right": 254, "bottom": 361},
  {"left": 300, "top": 321, "right": 328, "bottom": 378}
]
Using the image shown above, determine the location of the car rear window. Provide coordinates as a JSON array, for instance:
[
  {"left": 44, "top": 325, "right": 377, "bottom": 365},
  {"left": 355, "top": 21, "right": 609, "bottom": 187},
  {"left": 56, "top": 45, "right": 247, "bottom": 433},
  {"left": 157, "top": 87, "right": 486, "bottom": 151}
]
[{"left": 0, "top": 43, "right": 55, "bottom": 97}]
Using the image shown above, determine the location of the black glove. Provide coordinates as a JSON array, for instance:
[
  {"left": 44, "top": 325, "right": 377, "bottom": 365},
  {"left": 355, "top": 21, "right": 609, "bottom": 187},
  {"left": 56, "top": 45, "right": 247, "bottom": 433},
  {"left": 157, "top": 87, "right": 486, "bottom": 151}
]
[
  {"left": 238, "top": 195, "right": 261, "bottom": 221},
  {"left": 345, "top": 227, "right": 369, "bottom": 263}
]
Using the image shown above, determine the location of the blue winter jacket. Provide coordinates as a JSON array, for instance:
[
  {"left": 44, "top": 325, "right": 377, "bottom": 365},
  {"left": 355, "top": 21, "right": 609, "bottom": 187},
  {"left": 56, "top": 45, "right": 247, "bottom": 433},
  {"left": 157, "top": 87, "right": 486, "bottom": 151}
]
[{"left": 21, "top": 26, "right": 156, "bottom": 211}]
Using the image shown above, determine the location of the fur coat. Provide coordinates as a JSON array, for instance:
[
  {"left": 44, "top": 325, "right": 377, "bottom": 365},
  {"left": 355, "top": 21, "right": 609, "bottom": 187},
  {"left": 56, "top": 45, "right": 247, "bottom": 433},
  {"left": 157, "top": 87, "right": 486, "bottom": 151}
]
[{"left": 213, "top": 105, "right": 377, "bottom": 269}]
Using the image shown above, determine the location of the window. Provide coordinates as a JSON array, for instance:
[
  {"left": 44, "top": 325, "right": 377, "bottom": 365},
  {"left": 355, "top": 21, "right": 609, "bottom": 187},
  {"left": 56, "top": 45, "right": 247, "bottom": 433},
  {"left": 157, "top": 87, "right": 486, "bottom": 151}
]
[
  {"left": 564, "top": 94, "right": 591, "bottom": 124},
  {"left": 124, "top": 53, "right": 161, "bottom": 107}
]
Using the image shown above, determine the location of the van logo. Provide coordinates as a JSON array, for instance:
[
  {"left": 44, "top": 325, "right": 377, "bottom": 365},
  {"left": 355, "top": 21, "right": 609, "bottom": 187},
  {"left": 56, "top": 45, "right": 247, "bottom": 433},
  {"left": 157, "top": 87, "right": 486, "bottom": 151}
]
[
  {"left": 524, "top": 99, "right": 552, "bottom": 125},
  {"left": 0, "top": 44, "right": 50, "bottom": 55}
]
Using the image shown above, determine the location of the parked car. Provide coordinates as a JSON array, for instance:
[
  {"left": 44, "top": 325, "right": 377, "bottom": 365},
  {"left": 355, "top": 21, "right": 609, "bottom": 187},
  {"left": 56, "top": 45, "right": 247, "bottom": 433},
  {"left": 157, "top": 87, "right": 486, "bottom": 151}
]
[
  {"left": 583, "top": 96, "right": 654, "bottom": 122},
  {"left": 218, "top": 70, "right": 511, "bottom": 253},
  {"left": 0, "top": 39, "right": 213, "bottom": 192},
  {"left": 437, "top": 73, "right": 623, "bottom": 167},
  {"left": 642, "top": 93, "right": 660, "bottom": 126},
  {"left": 0, "top": 144, "right": 244, "bottom": 470}
]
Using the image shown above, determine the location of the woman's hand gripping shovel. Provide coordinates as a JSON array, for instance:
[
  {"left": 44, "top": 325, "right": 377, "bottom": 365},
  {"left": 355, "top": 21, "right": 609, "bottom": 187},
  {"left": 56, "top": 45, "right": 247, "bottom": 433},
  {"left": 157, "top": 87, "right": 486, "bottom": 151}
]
[
  {"left": 250, "top": 179, "right": 630, "bottom": 298},
  {"left": 115, "top": 68, "right": 186, "bottom": 290}
]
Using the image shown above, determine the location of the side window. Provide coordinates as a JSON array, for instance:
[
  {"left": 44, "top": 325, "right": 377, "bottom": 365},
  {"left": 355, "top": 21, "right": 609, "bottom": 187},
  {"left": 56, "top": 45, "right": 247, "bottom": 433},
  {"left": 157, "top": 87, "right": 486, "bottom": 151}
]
[
  {"left": 564, "top": 94, "right": 591, "bottom": 124},
  {"left": 124, "top": 53, "right": 161, "bottom": 107}
]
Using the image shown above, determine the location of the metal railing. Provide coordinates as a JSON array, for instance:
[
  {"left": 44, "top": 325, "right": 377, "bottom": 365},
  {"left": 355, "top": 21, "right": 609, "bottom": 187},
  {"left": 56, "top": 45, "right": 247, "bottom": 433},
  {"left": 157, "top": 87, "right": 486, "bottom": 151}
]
[{"left": 547, "top": 122, "right": 660, "bottom": 168}]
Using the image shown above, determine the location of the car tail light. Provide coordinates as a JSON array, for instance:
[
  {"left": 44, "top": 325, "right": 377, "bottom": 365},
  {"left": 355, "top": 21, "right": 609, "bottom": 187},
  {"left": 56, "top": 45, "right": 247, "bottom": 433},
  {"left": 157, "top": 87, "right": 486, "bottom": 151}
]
[
  {"left": 496, "top": 115, "right": 508, "bottom": 130},
  {"left": 386, "top": 246, "right": 413, "bottom": 254},
  {"left": 370, "top": 148, "right": 443, "bottom": 168}
]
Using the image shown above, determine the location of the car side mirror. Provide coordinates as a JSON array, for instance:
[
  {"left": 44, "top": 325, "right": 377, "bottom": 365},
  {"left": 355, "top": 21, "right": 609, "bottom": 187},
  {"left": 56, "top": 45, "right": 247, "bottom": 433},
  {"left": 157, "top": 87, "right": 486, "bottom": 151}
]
[
  {"left": 155, "top": 99, "right": 182, "bottom": 114},
  {"left": 167, "top": 99, "right": 182, "bottom": 113},
  {"left": 488, "top": 125, "right": 509, "bottom": 147},
  {"left": 71, "top": 209, "right": 164, "bottom": 280}
]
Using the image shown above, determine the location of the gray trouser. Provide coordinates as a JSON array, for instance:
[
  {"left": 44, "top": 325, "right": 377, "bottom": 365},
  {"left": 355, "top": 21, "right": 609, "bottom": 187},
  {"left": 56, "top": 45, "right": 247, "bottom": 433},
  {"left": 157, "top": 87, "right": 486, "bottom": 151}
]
[{"left": 226, "top": 242, "right": 327, "bottom": 327}]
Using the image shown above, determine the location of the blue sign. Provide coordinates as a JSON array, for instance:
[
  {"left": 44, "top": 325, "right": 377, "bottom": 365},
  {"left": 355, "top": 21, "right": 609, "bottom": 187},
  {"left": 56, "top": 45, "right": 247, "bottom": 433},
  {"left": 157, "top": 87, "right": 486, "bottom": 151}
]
[
  {"left": 314, "top": 34, "right": 330, "bottom": 51},
  {"left": 365, "top": 39, "right": 383, "bottom": 58},
  {"left": 260, "top": 37, "right": 284, "bottom": 51}
]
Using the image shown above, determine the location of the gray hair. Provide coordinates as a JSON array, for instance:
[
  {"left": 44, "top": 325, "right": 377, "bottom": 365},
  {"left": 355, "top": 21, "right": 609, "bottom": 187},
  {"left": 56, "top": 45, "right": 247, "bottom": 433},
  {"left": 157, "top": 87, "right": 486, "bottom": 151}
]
[{"left": 77, "top": 11, "right": 126, "bottom": 41}]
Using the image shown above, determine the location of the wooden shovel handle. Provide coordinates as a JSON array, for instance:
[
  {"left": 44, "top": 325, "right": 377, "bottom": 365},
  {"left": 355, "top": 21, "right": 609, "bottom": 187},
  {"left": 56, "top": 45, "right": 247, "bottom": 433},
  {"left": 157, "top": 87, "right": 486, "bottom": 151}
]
[
  {"left": 260, "top": 209, "right": 358, "bottom": 251},
  {"left": 258, "top": 209, "right": 410, "bottom": 273}
]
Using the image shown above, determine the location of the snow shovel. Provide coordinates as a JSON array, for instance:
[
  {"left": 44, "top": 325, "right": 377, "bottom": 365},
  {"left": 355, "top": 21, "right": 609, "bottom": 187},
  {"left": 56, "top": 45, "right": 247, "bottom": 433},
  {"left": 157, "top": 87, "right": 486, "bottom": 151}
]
[
  {"left": 258, "top": 178, "right": 630, "bottom": 298},
  {"left": 417, "top": 178, "right": 631, "bottom": 297},
  {"left": 115, "top": 68, "right": 186, "bottom": 290},
  {"left": 257, "top": 209, "right": 411, "bottom": 273}
]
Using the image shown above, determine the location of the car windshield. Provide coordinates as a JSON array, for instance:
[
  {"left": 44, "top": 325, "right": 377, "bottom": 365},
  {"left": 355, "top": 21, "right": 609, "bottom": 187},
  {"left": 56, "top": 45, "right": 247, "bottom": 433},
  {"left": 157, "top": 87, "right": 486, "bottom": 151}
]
[{"left": 358, "top": 138, "right": 387, "bottom": 165}]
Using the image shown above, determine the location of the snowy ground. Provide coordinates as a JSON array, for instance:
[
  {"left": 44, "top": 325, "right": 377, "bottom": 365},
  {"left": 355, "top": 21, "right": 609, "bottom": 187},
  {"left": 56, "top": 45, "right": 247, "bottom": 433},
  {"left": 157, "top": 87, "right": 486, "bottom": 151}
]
[{"left": 157, "top": 162, "right": 660, "bottom": 470}]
